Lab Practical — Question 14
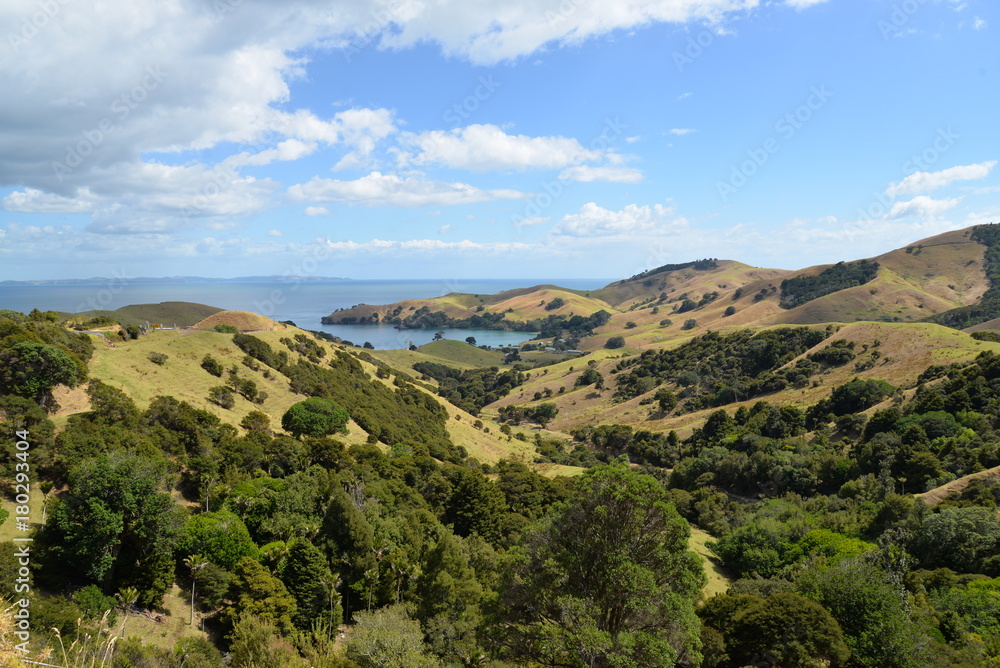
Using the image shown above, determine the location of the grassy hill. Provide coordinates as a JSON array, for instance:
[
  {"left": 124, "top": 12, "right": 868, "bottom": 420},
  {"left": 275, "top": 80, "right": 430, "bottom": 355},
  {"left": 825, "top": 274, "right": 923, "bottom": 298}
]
[
  {"left": 62, "top": 301, "right": 222, "bottom": 328},
  {"left": 75, "top": 326, "right": 574, "bottom": 473}
]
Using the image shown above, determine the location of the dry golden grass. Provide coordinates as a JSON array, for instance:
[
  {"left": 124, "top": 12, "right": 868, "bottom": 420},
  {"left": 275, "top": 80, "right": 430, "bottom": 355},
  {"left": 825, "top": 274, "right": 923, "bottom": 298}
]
[
  {"left": 915, "top": 464, "right": 1000, "bottom": 507},
  {"left": 192, "top": 310, "right": 285, "bottom": 332},
  {"left": 689, "top": 526, "right": 731, "bottom": 599},
  {"left": 85, "top": 328, "right": 369, "bottom": 446},
  {"left": 485, "top": 288, "right": 614, "bottom": 320}
]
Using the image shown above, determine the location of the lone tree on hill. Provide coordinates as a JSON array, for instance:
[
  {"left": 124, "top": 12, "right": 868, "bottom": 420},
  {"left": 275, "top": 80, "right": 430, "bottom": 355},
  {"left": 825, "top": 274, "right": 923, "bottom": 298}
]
[{"left": 282, "top": 397, "right": 350, "bottom": 438}]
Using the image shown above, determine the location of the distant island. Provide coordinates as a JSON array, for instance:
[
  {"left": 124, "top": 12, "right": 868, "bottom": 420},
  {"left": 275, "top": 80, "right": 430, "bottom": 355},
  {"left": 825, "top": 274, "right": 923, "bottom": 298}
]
[{"left": 0, "top": 275, "right": 351, "bottom": 285}]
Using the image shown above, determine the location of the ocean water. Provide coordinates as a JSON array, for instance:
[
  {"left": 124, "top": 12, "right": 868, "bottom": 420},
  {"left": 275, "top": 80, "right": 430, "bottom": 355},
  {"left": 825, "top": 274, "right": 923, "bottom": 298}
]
[{"left": 0, "top": 278, "right": 610, "bottom": 350}]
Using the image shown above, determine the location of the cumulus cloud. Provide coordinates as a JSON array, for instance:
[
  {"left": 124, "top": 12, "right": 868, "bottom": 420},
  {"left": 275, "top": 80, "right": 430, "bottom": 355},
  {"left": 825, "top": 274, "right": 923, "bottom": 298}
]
[
  {"left": 378, "top": 0, "right": 763, "bottom": 64},
  {"left": 320, "top": 238, "right": 534, "bottom": 254},
  {"left": 785, "top": 0, "right": 830, "bottom": 8},
  {"left": 886, "top": 196, "right": 961, "bottom": 219},
  {"left": 2, "top": 188, "right": 97, "bottom": 214},
  {"left": 303, "top": 207, "right": 329, "bottom": 216},
  {"left": 399, "top": 124, "right": 603, "bottom": 172},
  {"left": 669, "top": 128, "right": 696, "bottom": 136},
  {"left": 288, "top": 171, "right": 526, "bottom": 207},
  {"left": 553, "top": 202, "right": 687, "bottom": 237},
  {"left": 512, "top": 216, "right": 550, "bottom": 228},
  {"left": 885, "top": 161, "right": 996, "bottom": 197},
  {"left": 230, "top": 139, "right": 317, "bottom": 168},
  {"left": 558, "top": 165, "right": 643, "bottom": 183}
]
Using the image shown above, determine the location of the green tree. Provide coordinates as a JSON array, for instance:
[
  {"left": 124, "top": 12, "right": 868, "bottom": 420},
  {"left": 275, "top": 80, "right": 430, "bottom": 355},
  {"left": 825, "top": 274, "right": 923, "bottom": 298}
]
[
  {"left": 282, "top": 398, "right": 350, "bottom": 438},
  {"left": 85, "top": 379, "right": 139, "bottom": 426},
  {"left": 531, "top": 402, "right": 559, "bottom": 427},
  {"left": 346, "top": 604, "right": 440, "bottom": 668},
  {"left": 240, "top": 409, "right": 272, "bottom": 433},
  {"left": 724, "top": 591, "right": 851, "bottom": 667},
  {"left": 279, "top": 538, "right": 336, "bottom": 631},
  {"left": 229, "top": 613, "right": 305, "bottom": 668},
  {"left": 497, "top": 464, "right": 706, "bottom": 667},
  {"left": 226, "top": 556, "right": 298, "bottom": 635},
  {"left": 42, "top": 454, "right": 182, "bottom": 607},
  {"left": 444, "top": 469, "right": 506, "bottom": 544},
  {"left": 0, "top": 341, "right": 83, "bottom": 407},
  {"left": 177, "top": 510, "right": 260, "bottom": 571},
  {"left": 415, "top": 533, "right": 484, "bottom": 663},
  {"left": 798, "top": 559, "right": 920, "bottom": 667},
  {"left": 201, "top": 354, "right": 224, "bottom": 377},
  {"left": 605, "top": 336, "right": 625, "bottom": 349}
]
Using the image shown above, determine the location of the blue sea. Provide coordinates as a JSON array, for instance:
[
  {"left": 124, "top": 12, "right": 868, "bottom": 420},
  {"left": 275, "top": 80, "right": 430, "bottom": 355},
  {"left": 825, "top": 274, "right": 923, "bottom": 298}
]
[{"left": 0, "top": 278, "right": 610, "bottom": 349}]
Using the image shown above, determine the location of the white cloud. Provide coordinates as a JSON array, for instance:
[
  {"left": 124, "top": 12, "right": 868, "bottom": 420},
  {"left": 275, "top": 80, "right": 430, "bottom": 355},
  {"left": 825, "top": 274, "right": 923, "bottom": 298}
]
[
  {"left": 379, "top": 0, "right": 765, "bottom": 64},
  {"left": 669, "top": 128, "right": 696, "bottom": 135},
  {"left": 973, "top": 16, "right": 987, "bottom": 29},
  {"left": 785, "top": 0, "right": 830, "bottom": 8},
  {"left": 558, "top": 165, "right": 643, "bottom": 183},
  {"left": 677, "top": 92, "right": 692, "bottom": 100},
  {"left": 553, "top": 202, "right": 687, "bottom": 237},
  {"left": 303, "top": 207, "right": 330, "bottom": 216},
  {"left": 886, "top": 161, "right": 997, "bottom": 197},
  {"left": 230, "top": 139, "right": 317, "bottom": 167},
  {"left": 320, "top": 238, "right": 534, "bottom": 254},
  {"left": 512, "top": 216, "right": 550, "bottom": 228},
  {"left": 2, "top": 188, "right": 97, "bottom": 214},
  {"left": 267, "top": 229, "right": 284, "bottom": 236},
  {"left": 288, "top": 171, "right": 526, "bottom": 207},
  {"left": 400, "top": 124, "right": 603, "bottom": 172},
  {"left": 438, "top": 224, "right": 452, "bottom": 234},
  {"left": 886, "top": 196, "right": 961, "bottom": 219}
]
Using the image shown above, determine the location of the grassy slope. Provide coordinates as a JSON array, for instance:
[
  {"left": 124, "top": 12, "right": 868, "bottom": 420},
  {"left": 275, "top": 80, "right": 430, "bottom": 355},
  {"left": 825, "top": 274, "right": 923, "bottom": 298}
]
[
  {"left": 487, "top": 320, "right": 1000, "bottom": 435},
  {"left": 80, "top": 327, "right": 573, "bottom": 473},
  {"left": 62, "top": 302, "right": 223, "bottom": 328},
  {"left": 84, "top": 327, "right": 368, "bottom": 447},
  {"left": 690, "top": 526, "right": 732, "bottom": 600},
  {"left": 191, "top": 310, "right": 280, "bottom": 332},
  {"left": 915, "top": 464, "right": 1000, "bottom": 507}
]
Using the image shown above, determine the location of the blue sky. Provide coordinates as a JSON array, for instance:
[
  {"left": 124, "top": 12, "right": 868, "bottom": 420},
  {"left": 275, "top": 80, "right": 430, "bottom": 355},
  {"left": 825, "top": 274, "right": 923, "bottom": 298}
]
[{"left": 0, "top": 0, "right": 997, "bottom": 280}]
